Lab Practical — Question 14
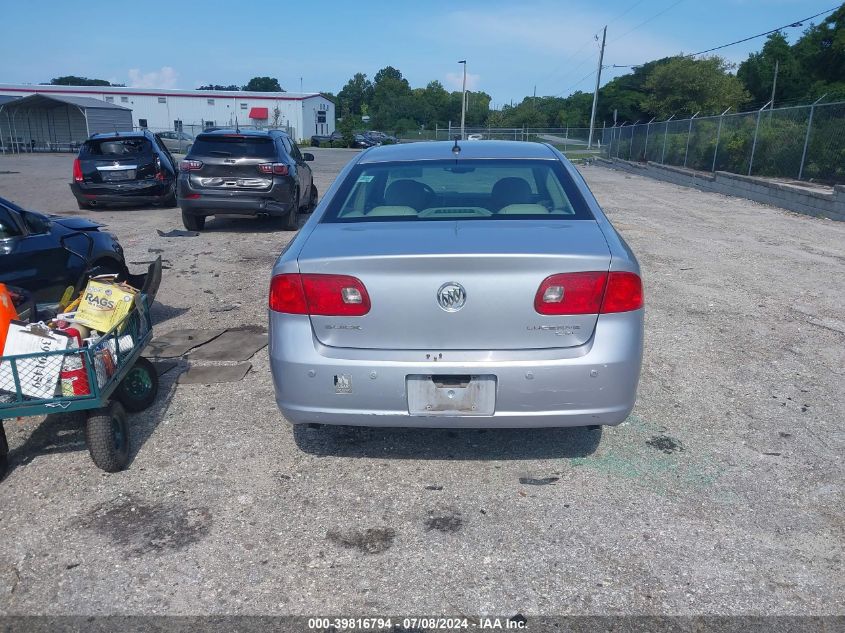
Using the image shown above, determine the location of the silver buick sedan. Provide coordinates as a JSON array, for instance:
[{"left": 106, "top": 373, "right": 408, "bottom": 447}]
[{"left": 269, "top": 141, "right": 643, "bottom": 428}]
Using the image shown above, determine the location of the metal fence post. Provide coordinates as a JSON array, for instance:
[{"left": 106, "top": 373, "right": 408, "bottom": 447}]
[
  {"left": 748, "top": 100, "right": 772, "bottom": 176},
  {"left": 683, "top": 111, "right": 699, "bottom": 168},
  {"left": 643, "top": 117, "right": 655, "bottom": 162},
  {"left": 798, "top": 94, "right": 826, "bottom": 180},
  {"left": 628, "top": 120, "right": 640, "bottom": 160},
  {"left": 711, "top": 107, "right": 731, "bottom": 173},
  {"left": 661, "top": 114, "right": 675, "bottom": 164},
  {"left": 616, "top": 123, "right": 626, "bottom": 159}
]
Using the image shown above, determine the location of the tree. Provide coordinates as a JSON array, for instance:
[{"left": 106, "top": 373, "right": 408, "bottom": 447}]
[
  {"left": 198, "top": 84, "right": 240, "bottom": 91},
  {"left": 48, "top": 76, "right": 113, "bottom": 86},
  {"left": 641, "top": 56, "right": 751, "bottom": 117},
  {"left": 791, "top": 5, "right": 845, "bottom": 94},
  {"left": 243, "top": 77, "right": 283, "bottom": 92},
  {"left": 373, "top": 66, "right": 403, "bottom": 85},
  {"left": 369, "top": 69, "right": 414, "bottom": 129},
  {"left": 337, "top": 73, "right": 373, "bottom": 116},
  {"left": 338, "top": 114, "right": 358, "bottom": 147},
  {"left": 737, "top": 33, "right": 802, "bottom": 105}
]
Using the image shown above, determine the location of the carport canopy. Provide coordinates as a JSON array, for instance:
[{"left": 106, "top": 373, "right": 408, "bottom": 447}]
[{"left": 0, "top": 93, "right": 133, "bottom": 152}]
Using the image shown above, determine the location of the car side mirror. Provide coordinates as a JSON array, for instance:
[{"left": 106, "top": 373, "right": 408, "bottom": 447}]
[{"left": 303, "top": 153, "right": 315, "bottom": 162}]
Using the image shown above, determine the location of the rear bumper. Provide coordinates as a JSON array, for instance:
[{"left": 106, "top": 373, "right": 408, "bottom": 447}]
[
  {"left": 269, "top": 310, "right": 643, "bottom": 428},
  {"left": 70, "top": 181, "right": 171, "bottom": 204},
  {"left": 177, "top": 177, "right": 295, "bottom": 217}
]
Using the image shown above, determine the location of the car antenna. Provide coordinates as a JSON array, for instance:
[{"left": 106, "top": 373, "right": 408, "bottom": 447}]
[{"left": 452, "top": 135, "right": 461, "bottom": 156}]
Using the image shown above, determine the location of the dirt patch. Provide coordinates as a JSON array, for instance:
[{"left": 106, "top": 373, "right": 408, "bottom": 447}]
[
  {"left": 646, "top": 435, "right": 685, "bottom": 455},
  {"left": 425, "top": 508, "right": 464, "bottom": 533},
  {"left": 327, "top": 527, "right": 396, "bottom": 554},
  {"left": 75, "top": 495, "right": 212, "bottom": 557}
]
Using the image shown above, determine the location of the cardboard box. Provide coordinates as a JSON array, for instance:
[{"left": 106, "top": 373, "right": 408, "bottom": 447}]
[
  {"left": 74, "top": 280, "right": 136, "bottom": 333},
  {"left": 0, "top": 322, "right": 70, "bottom": 399}
]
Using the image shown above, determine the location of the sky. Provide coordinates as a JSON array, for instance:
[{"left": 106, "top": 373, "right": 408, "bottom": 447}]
[{"left": 0, "top": 0, "right": 838, "bottom": 106}]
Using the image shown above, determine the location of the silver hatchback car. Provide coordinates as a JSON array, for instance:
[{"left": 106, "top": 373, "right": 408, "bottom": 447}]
[{"left": 269, "top": 141, "right": 643, "bottom": 428}]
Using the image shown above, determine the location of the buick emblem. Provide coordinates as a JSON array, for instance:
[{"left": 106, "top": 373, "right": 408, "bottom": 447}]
[{"left": 437, "top": 282, "right": 466, "bottom": 312}]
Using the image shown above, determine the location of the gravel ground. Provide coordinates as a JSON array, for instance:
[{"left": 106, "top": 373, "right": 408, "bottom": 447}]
[{"left": 0, "top": 149, "right": 842, "bottom": 616}]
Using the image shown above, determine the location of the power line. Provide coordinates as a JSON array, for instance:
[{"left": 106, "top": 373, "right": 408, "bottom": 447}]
[
  {"left": 610, "top": 5, "right": 840, "bottom": 68},
  {"left": 536, "top": 0, "right": 652, "bottom": 92},
  {"left": 610, "top": 0, "right": 687, "bottom": 43},
  {"left": 551, "top": 68, "right": 599, "bottom": 97},
  {"left": 606, "top": 0, "right": 648, "bottom": 27}
]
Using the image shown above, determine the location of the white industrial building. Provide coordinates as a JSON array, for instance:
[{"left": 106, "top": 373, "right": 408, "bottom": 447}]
[{"left": 0, "top": 83, "right": 335, "bottom": 145}]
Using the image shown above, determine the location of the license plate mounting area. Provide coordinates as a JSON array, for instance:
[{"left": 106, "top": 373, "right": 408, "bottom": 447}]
[{"left": 407, "top": 374, "right": 496, "bottom": 416}]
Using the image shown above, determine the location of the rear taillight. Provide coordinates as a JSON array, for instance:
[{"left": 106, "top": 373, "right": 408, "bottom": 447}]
[
  {"left": 73, "top": 158, "right": 83, "bottom": 182},
  {"left": 270, "top": 273, "right": 370, "bottom": 316},
  {"left": 534, "top": 271, "right": 642, "bottom": 315},
  {"left": 601, "top": 271, "right": 643, "bottom": 313},
  {"left": 258, "top": 162, "right": 289, "bottom": 176},
  {"left": 154, "top": 156, "right": 165, "bottom": 181},
  {"left": 179, "top": 159, "right": 203, "bottom": 172}
]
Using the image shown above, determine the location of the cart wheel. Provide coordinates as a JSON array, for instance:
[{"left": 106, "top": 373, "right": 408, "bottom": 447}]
[
  {"left": 0, "top": 422, "right": 8, "bottom": 481},
  {"left": 115, "top": 357, "right": 159, "bottom": 412},
  {"left": 85, "top": 401, "right": 130, "bottom": 473}
]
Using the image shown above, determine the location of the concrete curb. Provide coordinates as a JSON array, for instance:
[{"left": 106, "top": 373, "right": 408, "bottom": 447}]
[{"left": 594, "top": 158, "right": 845, "bottom": 222}]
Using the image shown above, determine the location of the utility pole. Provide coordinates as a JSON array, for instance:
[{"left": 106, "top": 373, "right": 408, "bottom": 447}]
[
  {"left": 770, "top": 59, "right": 779, "bottom": 110},
  {"left": 533, "top": 85, "right": 536, "bottom": 109},
  {"left": 459, "top": 60, "right": 467, "bottom": 139},
  {"left": 587, "top": 26, "right": 607, "bottom": 149}
]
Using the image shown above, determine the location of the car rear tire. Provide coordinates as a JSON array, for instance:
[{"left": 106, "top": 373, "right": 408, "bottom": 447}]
[
  {"left": 304, "top": 184, "right": 318, "bottom": 213},
  {"left": 182, "top": 211, "right": 205, "bottom": 231},
  {"left": 0, "top": 422, "right": 8, "bottom": 481},
  {"left": 85, "top": 401, "right": 131, "bottom": 473},
  {"left": 160, "top": 188, "right": 177, "bottom": 208},
  {"left": 285, "top": 189, "right": 300, "bottom": 231},
  {"left": 115, "top": 357, "right": 159, "bottom": 413}
]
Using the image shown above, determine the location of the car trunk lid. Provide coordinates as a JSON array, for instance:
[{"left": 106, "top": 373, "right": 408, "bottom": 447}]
[{"left": 297, "top": 220, "right": 611, "bottom": 350}]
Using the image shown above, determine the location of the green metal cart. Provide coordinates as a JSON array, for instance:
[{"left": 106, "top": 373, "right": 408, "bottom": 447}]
[{"left": 0, "top": 296, "right": 158, "bottom": 478}]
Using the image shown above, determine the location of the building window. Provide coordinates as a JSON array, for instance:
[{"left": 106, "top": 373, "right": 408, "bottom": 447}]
[
  {"left": 317, "top": 111, "right": 326, "bottom": 123},
  {"left": 240, "top": 103, "right": 247, "bottom": 109},
  {"left": 138, "top": 119, "right": 148, "bottom": 128},
  {"left": 204, "top": 121, "right": 215, "bottom": 129},
  {"left": 121, "top": 96, "right": 129, "bottom": 103},
  {"left": 105, "top": 96, "right": 114, "bottom": 103},
  {"left": 207, "top": 98, "right": 215, "bottom": 105},
  {"left": 174, "top": 120, "right": 183, "bottom": 132},
  {"left": 158, "top": 97, "right": 167, "bottom": 104}
]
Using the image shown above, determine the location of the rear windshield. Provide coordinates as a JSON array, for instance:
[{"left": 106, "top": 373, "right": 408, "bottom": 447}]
[
  {"left": 81, "top": 138, "right": 151, "bottom": 157},
  {"left": 191, "top": 135, "right": 275, "bottom": 158},
  {"left": 323, "top": 159, "right": 594, "bottom": 222}
]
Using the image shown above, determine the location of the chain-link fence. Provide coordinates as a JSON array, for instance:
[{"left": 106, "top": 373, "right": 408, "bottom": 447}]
[
  {"left": 431, "top": 126, "right": 595, "bottom": 152},
  {"left": 601, "top": 99, "right": 845, "bottom": 185}
]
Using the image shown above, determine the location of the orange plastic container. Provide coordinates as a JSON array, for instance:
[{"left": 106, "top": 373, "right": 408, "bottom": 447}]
[{"left": 0, "top": 283, "right": 18, "bottom": 354}]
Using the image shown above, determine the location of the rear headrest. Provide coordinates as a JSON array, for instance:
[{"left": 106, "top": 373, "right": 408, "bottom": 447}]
[
  {"left": 491, "top": 177, "right": 532, "bottom": 210},
  {"left": 384, "top": 179, "right": 428, "bottom": 210}
]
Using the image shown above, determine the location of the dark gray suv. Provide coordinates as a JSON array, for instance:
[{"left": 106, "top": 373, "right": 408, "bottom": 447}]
[{"left": 177, "top": 129, "right": 317, "bottom": 231}]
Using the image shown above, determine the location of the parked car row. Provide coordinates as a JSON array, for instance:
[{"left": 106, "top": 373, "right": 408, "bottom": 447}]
[
  {"left": 66, "top": 127, "right": 317, "bottom": 232},
  {"left": 309, "top": 130, "right": 398, "bottom": 148}
]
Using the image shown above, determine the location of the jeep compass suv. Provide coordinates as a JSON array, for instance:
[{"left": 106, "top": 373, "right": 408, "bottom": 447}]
[{"left": 177, "top": 129, "right": 317, "bottom": 231}]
